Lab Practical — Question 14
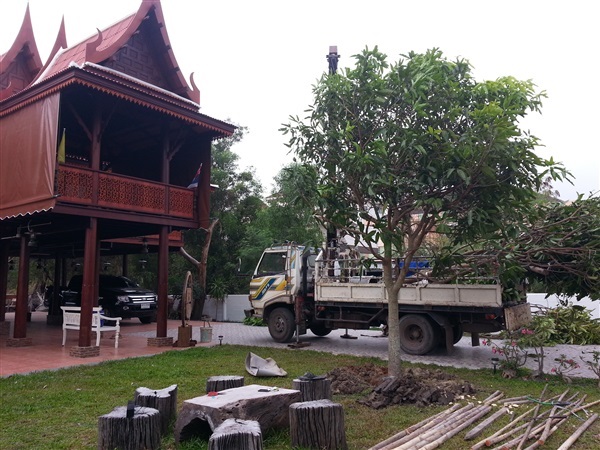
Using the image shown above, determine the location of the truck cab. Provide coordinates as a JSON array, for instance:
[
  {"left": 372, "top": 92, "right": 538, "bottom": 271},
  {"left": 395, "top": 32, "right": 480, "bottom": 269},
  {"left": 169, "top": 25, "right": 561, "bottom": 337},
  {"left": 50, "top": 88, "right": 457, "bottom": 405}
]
[{"left": 248, "top": 244, "right": 319, "bottom": 342}]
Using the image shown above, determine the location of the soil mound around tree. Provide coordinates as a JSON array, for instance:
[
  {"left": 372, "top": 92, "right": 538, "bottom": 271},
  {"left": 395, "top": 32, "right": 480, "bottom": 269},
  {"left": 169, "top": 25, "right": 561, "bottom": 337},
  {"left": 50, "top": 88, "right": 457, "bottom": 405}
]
[{"left": 327, "top": 363, "right": 476, "bottom": 409}]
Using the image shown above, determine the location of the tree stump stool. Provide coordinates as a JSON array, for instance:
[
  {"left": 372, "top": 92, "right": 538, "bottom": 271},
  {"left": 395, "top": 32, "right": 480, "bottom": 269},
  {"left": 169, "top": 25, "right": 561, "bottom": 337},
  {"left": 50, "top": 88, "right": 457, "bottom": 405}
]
[
  {"left": 206, "top": 375, "right": 244, "bottom": 393},
  {"left": 98, "top": 405, "right": 161, "bottom": 450},
  {"left": 208, "top": 418, "right": 263, "bottom": 450},
  {"left": 134, "top": 384, "right": 178, "bottom": 434},
  {"left": 289, "top": 399, "right": 347, "bottom": 450},
  {"left": 292, "top": 376, "right": 332, "bottom": 401}
]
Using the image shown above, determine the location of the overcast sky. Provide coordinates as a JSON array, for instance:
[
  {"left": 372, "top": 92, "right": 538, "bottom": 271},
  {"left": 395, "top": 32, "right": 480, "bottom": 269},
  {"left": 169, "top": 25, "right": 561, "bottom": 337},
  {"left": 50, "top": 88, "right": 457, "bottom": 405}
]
[{"left": 2, "top": 0, "right": 598, "bottom": 200}]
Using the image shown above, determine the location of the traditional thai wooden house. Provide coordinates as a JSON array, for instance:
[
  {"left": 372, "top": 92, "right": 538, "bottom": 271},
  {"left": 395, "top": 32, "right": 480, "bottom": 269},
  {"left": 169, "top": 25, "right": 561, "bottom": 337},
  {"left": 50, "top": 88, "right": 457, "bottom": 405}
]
[{"left": 0, "top": 1, "right": 235, "bottom": 355}]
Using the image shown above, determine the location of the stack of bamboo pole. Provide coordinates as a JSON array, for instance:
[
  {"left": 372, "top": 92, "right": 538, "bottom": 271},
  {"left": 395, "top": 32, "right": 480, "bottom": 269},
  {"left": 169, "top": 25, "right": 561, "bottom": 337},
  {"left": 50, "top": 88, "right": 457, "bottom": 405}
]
[
  {"left": 370, "top": 388, "right": 599, "bottom": 450},
  {"left": 471, "top": 387, "right": 600, "bottom": 450},
  {"left": 369, "top": 391, "right": 504, "bottom": 450}
]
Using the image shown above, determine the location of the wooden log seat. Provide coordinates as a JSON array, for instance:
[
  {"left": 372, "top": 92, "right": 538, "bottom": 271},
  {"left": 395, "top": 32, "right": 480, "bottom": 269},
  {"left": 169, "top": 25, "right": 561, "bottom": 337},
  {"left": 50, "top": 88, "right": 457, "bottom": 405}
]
[
  {"left": 174, "top": 384, "right": 301, "bottom": 444},
  {"left": 289, "top": 399, "right": 348, "bottom": 450},
  {"left": 206, "top": 375, "right": 245, "bottom": 393},
  {"left": 134, "top": 384, "right": 178, "bottom": 435},
  {"left": 98, "top": 405, "right": 160, "bottom": 450},
  {"left": 292, "top": 374, "right": 332, "bottom": 402},
  {"left": 208, "top": 418, "right": 263, "bottom": 450}
]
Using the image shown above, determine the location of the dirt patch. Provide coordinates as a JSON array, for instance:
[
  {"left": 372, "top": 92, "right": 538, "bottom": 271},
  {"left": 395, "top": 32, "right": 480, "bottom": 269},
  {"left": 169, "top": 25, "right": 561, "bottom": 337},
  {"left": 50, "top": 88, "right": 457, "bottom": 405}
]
[{"left": 327, "top": 363, "right": 476, "bottom": 408}]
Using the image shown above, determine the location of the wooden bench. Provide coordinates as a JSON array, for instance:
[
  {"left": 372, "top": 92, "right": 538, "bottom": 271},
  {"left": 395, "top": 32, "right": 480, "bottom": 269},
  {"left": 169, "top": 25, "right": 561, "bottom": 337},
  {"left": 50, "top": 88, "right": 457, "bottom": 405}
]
[{"left": 61, "top": 306, "right": 122, "bottom": 348}]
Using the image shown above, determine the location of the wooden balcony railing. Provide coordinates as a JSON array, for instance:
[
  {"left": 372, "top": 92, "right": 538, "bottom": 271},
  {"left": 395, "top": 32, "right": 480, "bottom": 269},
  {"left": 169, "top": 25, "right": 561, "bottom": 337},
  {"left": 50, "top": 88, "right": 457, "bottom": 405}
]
[{"left": 56, "top": 165, "right": 195, "bottom": 219}]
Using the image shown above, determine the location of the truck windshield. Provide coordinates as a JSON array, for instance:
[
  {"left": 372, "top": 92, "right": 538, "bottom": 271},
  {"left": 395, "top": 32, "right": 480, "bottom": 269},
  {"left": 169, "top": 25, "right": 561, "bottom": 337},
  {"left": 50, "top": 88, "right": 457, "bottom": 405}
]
[{"left": 256, "top": 252, "right": 286, "bottom": 276}]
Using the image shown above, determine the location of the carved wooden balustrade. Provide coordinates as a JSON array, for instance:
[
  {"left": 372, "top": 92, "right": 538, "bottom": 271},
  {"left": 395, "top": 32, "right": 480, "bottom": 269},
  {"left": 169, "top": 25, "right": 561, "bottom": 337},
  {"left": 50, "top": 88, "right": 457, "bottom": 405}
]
[{"left": 56, "top": 165, "right": 195, "bottom": 219}]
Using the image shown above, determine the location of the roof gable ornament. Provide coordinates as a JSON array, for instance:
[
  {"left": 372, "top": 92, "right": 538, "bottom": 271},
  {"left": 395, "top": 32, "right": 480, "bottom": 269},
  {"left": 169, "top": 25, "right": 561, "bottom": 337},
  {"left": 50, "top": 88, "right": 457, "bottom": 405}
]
[
  {"left": 189, "top": 73, "right": 200, "bottom": 105},
  {"left": 30, "top": 16, "right": 68, "bottom": 86},
  {"left": 0, "top": 4, "right": 43, "bottom": 100},
  {"left": 85, "top": 28, "right": 104, "bottom": 62}
]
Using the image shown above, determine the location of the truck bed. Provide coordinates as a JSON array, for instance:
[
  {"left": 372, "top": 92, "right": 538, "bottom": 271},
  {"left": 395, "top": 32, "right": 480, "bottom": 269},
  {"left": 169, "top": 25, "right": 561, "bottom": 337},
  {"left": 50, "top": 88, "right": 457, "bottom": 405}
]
[{"left": 316, "top": 282, "right": 502, "bottom": 308}]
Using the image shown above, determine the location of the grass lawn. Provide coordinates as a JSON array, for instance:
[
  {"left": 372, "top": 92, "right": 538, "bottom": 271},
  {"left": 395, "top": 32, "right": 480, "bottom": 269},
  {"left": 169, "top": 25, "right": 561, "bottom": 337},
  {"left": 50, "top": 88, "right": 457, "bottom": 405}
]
[{"left": 1, "top": 345, "right": 599, "bottom": 449}]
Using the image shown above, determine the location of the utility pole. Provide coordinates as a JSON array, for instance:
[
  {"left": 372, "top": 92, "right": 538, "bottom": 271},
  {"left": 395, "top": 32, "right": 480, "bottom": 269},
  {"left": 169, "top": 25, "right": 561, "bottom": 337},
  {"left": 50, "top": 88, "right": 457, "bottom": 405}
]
[{"left": 324, "top": 46, "right": 340, "bottom": 265}]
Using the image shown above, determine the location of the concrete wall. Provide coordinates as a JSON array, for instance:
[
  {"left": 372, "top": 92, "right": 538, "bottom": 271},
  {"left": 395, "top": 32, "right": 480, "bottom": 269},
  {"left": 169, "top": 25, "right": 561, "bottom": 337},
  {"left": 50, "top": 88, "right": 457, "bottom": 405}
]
[{"left": 202, "top": 294, "right": 251, "bottom": 322}]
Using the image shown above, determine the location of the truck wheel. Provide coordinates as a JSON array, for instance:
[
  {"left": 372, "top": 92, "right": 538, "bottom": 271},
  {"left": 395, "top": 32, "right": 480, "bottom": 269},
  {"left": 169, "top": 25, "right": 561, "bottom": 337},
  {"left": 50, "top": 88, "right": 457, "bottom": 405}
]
[
  {"left": 310, "top": 324, "right": 332, "bottom": 337},
  {"left": 452, "top": 324, "right": 463, "bottom": 344},
  {"left": 438, "top": 324, "right": 464, "bottom": 347},
  {"left": 398, "top": 314, "right": 438, "bottom": 355},
  {"left": 268, "top": 307, "right": 295, "bottom": 343},
  {"left": 139, "top": 316, "right": 153, "bottom": 324}
]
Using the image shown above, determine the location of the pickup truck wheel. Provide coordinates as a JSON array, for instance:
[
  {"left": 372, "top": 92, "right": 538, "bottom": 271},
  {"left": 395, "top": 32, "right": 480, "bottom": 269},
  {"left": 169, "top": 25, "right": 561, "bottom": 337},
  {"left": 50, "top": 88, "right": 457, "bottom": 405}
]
[
  {"left": 310, "top": 324, "right": 332, "bottom": 337},
  {"left": 399, "top": 315, "right": 438, "bottom": 355},
  {"left": 268, "top": 307, "right": 295, "bottom": 343},
  {"left": 139, "top": 316, "right": 153, "bottom": 324}
]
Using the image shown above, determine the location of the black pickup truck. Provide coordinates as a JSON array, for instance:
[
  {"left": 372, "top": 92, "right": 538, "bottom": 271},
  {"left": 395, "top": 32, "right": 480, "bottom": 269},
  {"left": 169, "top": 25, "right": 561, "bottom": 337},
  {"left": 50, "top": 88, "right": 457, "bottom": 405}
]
[{"left": 61, "top": 274, "right": 158, "bottom": 323}]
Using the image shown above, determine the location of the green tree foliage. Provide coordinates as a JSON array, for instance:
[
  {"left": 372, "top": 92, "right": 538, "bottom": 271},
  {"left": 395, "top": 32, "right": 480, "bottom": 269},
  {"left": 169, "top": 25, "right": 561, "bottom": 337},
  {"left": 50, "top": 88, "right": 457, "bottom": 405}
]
[
  {"left": 434, "top": 195, "right": 600, "bottom": 301},
  {"left": 241, "top": 163, "right": 323, "bottom": 269},
  {"left": 282, "top": 47, "right": 566, "bottom": 375}
]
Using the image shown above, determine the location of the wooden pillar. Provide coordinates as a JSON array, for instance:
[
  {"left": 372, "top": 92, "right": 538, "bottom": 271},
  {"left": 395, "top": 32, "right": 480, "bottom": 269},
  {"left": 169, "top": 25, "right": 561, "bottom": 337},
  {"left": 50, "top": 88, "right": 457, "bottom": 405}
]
[
  {"left": 122, "top": 254, "right": 129, "bottom": 278},
  {"left": 61, "top": 257, "right": 67, "bottom": 287},
  {"left": 0, "top": 240, "right": 8, "bottom": 322},
  {"left": 156, "top": 226, "right": 169, "bottom": 338},
  {"left": 90, "top": 108, "right": 102, "bottom": 204},
  {"left": 78, "top": 218, "right": 98, "bottom": 349},
  {"left": 161, "top": 130, "right": 170, "bottom": 214},
  {"left": 197, "top": 136, "right": 212, "bottom": 229},
  {"left": 13, "top": 234, "right": 30, "bottom": 339},
  {"left": 46, "top": 255, "right": 63, "bottom": 325}
]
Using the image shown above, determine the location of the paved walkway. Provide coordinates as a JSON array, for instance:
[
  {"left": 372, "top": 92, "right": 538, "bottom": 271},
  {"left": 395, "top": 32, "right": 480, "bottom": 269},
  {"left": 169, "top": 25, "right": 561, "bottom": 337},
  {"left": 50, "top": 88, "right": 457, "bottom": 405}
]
[
  {"left": 132, "top": 321, "right": 600, "bottom": 380},
  {"left": 2, "top": 312, "right": 599, "bottom": 379}
]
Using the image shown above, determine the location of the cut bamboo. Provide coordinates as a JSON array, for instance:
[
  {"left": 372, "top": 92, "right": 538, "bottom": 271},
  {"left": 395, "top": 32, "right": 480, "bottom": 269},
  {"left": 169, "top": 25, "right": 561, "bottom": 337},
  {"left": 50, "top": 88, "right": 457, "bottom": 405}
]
[
  {"left": 556, "top": 413, "right": 598, "bottom": 450},
  {"left": 464, "top": 407, "right": 508, "bottom": 441},
  {"left": 537, "top": 388, "right": 570, "bottom": 445},
  {"left": 392, "top": 404, "right": 487, "bottom": 450},
  {"left": 471, "top": 406, "right": 535, "bottom": 450},
  {"left": 369, "top": 404, "right": 461, "bottom": 450},
  {"left": 380, "top": 404, "right": 475, "bottom": 450},
  {"left": 515, "top": 384, "right": 548, "bottom": 450},
  {"left": 418, "top": 406, "right": 492, "bottom": 450}
]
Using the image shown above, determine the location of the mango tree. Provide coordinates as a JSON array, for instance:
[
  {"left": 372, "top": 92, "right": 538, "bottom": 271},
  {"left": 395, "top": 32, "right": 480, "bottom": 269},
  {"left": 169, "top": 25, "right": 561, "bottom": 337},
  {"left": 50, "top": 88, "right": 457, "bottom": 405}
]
[{"left": 282, "top": 47, "right": 566, "bottom": 376}]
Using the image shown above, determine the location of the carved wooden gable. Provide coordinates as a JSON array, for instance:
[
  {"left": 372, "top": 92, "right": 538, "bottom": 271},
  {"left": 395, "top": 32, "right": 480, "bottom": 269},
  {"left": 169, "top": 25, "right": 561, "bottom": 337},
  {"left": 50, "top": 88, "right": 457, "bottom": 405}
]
[
  {"left": 103, "top": 18, "right": 168, "bottom": 89},
  {"left": 0, "top": 50, "right": 37, "bottom": 94}
]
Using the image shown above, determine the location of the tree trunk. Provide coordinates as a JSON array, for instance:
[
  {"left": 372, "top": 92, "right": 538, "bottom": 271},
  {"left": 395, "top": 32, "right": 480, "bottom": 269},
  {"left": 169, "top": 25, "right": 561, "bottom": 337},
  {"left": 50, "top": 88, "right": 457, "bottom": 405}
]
[
  {"left": 179, "top": 219, "right": 218, "bottom": 320},
  {"left": 383, "top": 259, "right": 402, "bottom": 377},
  {"left": 208, "top": 418, "right": 263, "bottom": 450},
  {"left": 134, "top": 385, "right": 178, "bottom": 435},
  {"left": 289, "top": 399, "right": 347, "bottom": 450},
  {"left": 98, "top": 406, "right": 161, "bottom": 450}
]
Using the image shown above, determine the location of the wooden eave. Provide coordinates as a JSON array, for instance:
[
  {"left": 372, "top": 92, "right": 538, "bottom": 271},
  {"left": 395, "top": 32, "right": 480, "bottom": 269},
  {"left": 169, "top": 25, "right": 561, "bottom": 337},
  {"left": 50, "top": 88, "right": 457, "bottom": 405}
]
[{"left": 0, "top": 65, "right": 234, "bottom": 137}]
